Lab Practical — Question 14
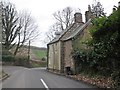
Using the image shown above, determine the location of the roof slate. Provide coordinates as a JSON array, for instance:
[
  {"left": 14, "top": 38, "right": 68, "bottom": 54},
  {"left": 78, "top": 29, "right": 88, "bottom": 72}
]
[
  {"left": 48, "top": 23, "right": 74, "bottom": 44},
  {"left": 62, "top": 19, "right": 91, "bottom": 41},
  {"left": 48, "top": 19, "right": 91, "bottom": 45}
]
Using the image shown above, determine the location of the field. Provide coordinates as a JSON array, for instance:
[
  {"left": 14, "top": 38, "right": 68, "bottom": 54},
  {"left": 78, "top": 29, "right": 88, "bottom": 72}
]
[
  {"left": 32, "top": 49, "right": 47, "bottom": 59},
  {"left": 30, "top": 47, "right": 47, "bottom": 67}
]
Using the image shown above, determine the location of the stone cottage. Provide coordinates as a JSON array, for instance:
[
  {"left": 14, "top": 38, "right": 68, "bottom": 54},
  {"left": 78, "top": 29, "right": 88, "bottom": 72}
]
[{"left": 47, "top": 5, "right": 93, "bottom": 74}]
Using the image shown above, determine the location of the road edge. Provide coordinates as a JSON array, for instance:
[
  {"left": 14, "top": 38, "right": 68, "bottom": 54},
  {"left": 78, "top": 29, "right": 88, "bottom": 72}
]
[
  {"left": 0, "top": 73, "right": 10, "bottom": 82},
  {"left": 46, "top": 69, "right": 100, "bottom": 88}
]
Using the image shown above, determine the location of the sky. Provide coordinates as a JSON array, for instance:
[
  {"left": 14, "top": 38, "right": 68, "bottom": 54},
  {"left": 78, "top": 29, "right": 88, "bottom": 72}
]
[{"left": 3, "top": 0, "right": 120, "bottom": 47}]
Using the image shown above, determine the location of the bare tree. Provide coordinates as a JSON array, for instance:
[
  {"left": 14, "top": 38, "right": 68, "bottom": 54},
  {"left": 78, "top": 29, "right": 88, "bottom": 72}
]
[
  {"left": 92, "top": 0, "right": 106, "bottom": 17},
  {"left": 2, "top": 1, "right": 39, "bottom": 55},
  {"left": 46, "top": 28, "right": 55, "bottom": 42},
  {"left": 46, "top": 22, "right": 61, "bottom": 42},
  {"left": 46, "top": 7, "right": 78, "bottom": 42},
  {"left": 13, "top": 11, "right": 39, "bottom": 55},
  {"left": 2, "top": 2, "right": 21, "bottom": 50},
  {"left": 0, "top": 2, "right": 3, "bottom": 44},
  {"left": 53, "top": 7, "right": 75, "bottom": 31}
]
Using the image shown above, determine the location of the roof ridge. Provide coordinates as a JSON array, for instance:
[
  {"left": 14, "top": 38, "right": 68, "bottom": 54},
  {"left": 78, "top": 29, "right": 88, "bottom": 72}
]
[{"left": 48, "top": 19, "right": 91, "bottom": 44}]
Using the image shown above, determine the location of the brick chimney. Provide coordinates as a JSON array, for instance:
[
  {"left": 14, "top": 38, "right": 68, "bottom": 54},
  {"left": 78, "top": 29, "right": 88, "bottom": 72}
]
[
  {"left": 85, "top": 5, "right": 93, "bottom": 22},
  {"left": 74, "top": 13, "right": 83, "bottom": 24}
]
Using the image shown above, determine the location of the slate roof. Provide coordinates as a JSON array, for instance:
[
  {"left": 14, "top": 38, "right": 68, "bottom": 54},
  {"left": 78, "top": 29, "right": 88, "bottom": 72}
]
[
  {"left": 62, "top": 19, "right": 91, "bottom": 41},
  {"left": 48, "top": 19, "right": 91, "bottom": 45},
  {"left": 48, "top": 23, "right": 76, "bottom": 44},
  {"left": 48, "top": 28, "right": 68, "bottom": 44}
]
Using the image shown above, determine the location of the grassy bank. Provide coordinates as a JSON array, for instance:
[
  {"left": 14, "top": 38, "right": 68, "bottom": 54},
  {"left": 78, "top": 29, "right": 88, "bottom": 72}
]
[
  {"left": 30, "top": 60, "right": 47, "bottom": 67},
  {"left": 32, "top": 49, "right": 47, "bottom": 59}
]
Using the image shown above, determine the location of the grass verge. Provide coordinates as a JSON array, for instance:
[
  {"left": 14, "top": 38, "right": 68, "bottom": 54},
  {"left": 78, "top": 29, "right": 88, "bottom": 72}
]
[
  {"left": 30, "top": 60, "right": 47, "bottom": 68},
  {"left": 32, "top": 49, "right": 47, "bottom": 59}
]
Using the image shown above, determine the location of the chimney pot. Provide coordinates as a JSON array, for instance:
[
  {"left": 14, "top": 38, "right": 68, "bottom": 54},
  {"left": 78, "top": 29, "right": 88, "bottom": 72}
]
[
  {"left": 74, "top": 13, "right": 83, "bottom": 23},
  {"left": 88, "top": 5, "right": 91, "bottom": 12},
  {"left": 85, "top": 5, "right": 93, "bottom": 22}
]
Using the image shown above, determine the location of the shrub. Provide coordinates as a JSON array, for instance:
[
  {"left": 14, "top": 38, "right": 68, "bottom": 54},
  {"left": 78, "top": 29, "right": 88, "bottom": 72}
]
[
  {"left": 14, "top": 56, "right": 30, "bottom": 67},
  {"left": 41, "top": 57, "right": 46, "bottom": 61},
  {"left": 2, "top": 55, "right": 14, "bottom": 62},
  {"left": 111, "top": 70, "right": 120, "bottom": 89},
  {"left": 2, "top": 49, "right": 15, "bottom": 63}
]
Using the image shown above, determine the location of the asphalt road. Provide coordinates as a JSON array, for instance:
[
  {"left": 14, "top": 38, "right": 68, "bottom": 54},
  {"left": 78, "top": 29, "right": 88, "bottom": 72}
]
[{"left": 2, "top": 66, "right": 100, "bottom": 89}]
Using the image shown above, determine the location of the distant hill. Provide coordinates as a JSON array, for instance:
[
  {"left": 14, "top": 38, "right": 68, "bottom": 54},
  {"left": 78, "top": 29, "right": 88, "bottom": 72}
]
[
  {"left": 30, "top": 46, "right": 47, "bottom": 51},
  {"left": 29, "top": 46, "right": 47, "bottom": 67},
  {"left": 30, "top": 46, "right": 47, "bottom": 59},
  {"left": 3, "top": 44, "right": 47, "bottom": 59},
  {"left": 22, "top": 45, "right": 47, "bottom": 60},
  {"left": 22, "top": 45, "right": 47, "bottom": 51}
]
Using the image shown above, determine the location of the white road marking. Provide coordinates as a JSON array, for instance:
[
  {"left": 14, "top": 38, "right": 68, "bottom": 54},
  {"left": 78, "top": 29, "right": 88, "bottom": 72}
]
[{"left": 40, "top": 79, "right": 49, "bottom": 90}]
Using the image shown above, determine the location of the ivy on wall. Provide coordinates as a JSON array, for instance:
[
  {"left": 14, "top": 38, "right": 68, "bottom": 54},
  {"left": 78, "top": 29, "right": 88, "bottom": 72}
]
[{"left": 71, "top": 6, "right": 120, "bottom": 89}]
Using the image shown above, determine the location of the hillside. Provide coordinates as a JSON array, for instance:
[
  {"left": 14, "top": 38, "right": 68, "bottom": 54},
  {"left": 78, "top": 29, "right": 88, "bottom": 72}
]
[
  {"left": 29, "top": 46, "right": 47, "bottom": 67},
  {"left": 12, "top": 45, "right": 47, "bottom": 67},
  {"left": 30, "top": 46, "right": 47, "bottom": 59}
]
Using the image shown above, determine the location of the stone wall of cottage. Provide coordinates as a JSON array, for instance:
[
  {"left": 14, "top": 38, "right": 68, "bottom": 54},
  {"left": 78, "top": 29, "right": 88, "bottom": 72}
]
[
  {"left": 63, "top": 40, "right": 74, "bottom": 72},
  {"left": 48, "top": 44, "right": 54, "bottom": 69},
  {"left": 73, "top": 23, "right": 92, "bottom": 53},
  {"left": 54, "top": 41, "right": 61, "bottom": 71},
  {"left": 48, "top": 41, "right": 61, "bottom": 71}
]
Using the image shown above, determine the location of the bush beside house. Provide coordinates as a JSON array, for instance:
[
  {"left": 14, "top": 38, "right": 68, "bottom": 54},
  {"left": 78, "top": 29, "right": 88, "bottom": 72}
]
[{"left": 71, "top": 6, "right": 120, "bottom": 89}]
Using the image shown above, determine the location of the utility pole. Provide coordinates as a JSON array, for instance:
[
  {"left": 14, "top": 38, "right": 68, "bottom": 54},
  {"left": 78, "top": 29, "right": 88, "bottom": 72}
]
[{"left": 28, "top": 40, "right": 30, "bottom": 67}]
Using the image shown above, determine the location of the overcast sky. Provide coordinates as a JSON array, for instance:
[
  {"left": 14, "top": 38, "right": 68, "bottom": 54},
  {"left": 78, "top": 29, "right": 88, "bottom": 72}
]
[{"left": 4, "top": 0, "right": 120, "bottom": 47}]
